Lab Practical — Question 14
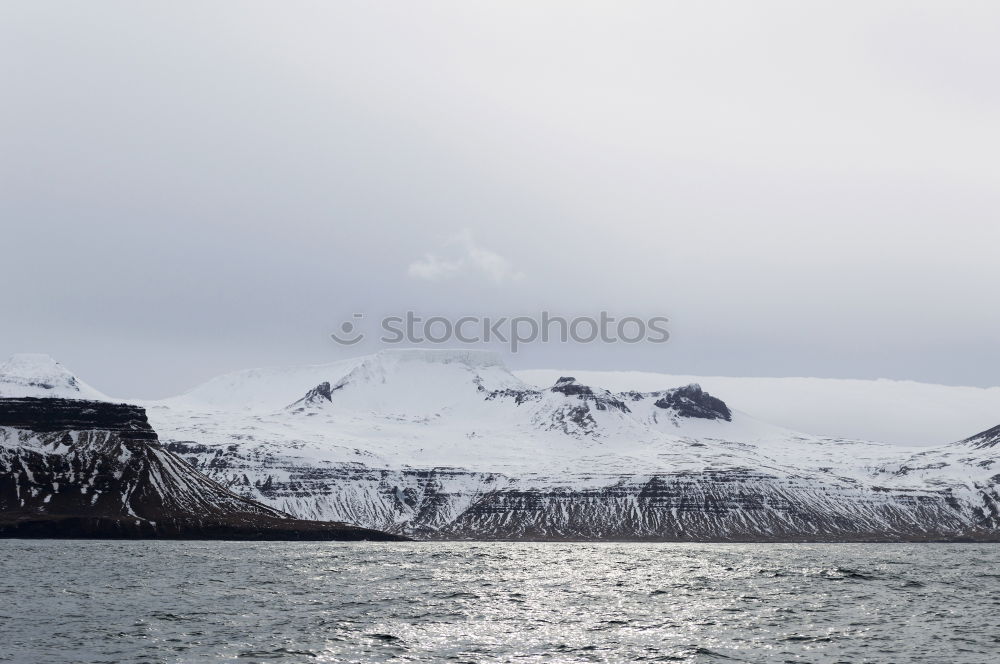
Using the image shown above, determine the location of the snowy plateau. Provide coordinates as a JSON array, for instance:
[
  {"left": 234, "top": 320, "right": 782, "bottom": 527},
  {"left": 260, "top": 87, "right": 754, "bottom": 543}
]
[{"left": 2, "top": 350, "right": 1000, "bottom": 541}]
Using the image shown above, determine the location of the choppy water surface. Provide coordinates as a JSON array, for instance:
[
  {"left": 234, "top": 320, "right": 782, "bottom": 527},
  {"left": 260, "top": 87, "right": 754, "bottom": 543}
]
[{"left": 2, "top": 542, "right": 999, "bottom": 663}]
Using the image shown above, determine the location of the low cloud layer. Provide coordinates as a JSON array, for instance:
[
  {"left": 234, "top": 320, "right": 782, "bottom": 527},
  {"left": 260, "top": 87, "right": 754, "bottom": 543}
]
[{"left": 408, "top": 231, "right": 525, "bottom": 285}]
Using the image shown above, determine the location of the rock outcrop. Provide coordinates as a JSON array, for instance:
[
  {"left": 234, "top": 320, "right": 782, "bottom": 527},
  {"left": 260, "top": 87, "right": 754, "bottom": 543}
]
[{"left": 651, "top": 384, "right": 732, "bottom": 421}]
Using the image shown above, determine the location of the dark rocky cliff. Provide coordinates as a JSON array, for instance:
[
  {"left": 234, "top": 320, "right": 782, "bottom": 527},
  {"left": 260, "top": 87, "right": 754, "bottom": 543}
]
[{"left": 0, "top": 397, "right": 158, "bottom": 439}]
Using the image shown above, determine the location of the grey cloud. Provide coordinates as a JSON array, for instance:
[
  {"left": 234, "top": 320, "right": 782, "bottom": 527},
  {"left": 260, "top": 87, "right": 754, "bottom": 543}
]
[{"left": 0, "top": 1, "right": 997, "bottom": 397}]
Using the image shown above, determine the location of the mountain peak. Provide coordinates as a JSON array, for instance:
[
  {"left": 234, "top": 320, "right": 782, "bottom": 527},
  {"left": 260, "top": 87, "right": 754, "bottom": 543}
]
[
  {"left": 5, "top": 353, "right": 64, "bottom": 371},
  {"left": 297, "top": 348, "right": 521, "bottom": 413},
  {"left": 551, "top": 376, "right": 596, "bottom": 398},
  {"left": 0, "top": 354, "right": 108, "bottom": 401},
  {"left": 370, "top": 348, "right": 505, "bottom": 369}
]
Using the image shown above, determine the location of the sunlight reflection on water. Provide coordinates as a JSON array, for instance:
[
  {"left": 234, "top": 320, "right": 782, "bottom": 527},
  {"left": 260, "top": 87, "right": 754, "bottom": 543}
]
[{"left": 1, "top": 541, "right": 997, "bottom": 663}]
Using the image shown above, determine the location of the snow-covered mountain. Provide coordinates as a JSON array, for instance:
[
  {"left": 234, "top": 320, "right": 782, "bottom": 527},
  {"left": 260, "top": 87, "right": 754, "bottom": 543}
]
[
  {"left": 83, "top": 348, "right": 995, "bottom": 541},
  {"left": 0, "top": 354, "right": 109, "bottom": 400},
  {"left": 3, "top": 349, "right": 998, "bottom": 540}
]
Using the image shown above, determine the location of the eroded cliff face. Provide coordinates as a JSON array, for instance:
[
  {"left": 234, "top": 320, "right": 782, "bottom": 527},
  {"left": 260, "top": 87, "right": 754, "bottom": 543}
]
[
  {"left": 169, "top": 440, "right": 995, "bottom": 542},
  {"left": 428, "top": 471, "right": 982, "bottom": 541},
  {"left": 165, "top": 445, "right": 512, "bottom": 538},
  {"left": 0, "top": 398, "right": 403, "bottom": 540}
]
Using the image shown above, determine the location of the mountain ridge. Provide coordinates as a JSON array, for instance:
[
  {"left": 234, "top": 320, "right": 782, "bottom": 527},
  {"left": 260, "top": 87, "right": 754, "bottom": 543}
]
[{"left": 3, "top": 350, "right": 999, "bottom": 541}]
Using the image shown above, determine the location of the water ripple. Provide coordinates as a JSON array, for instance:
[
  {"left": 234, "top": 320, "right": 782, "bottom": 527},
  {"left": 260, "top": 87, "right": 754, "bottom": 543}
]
[{"left": 0, "top": 541, "right": 997, "bottom": 663}]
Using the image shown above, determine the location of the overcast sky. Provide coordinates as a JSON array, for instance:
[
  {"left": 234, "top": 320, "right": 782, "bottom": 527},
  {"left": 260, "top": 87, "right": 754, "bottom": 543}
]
[{"left": 2, "top": 1, "right": 998, "bottom": 398}]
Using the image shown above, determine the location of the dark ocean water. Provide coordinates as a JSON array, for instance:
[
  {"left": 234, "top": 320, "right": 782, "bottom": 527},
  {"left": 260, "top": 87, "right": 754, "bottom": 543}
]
[{"left": 1, "top": 541, "right": 998, "bottom": 663}]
